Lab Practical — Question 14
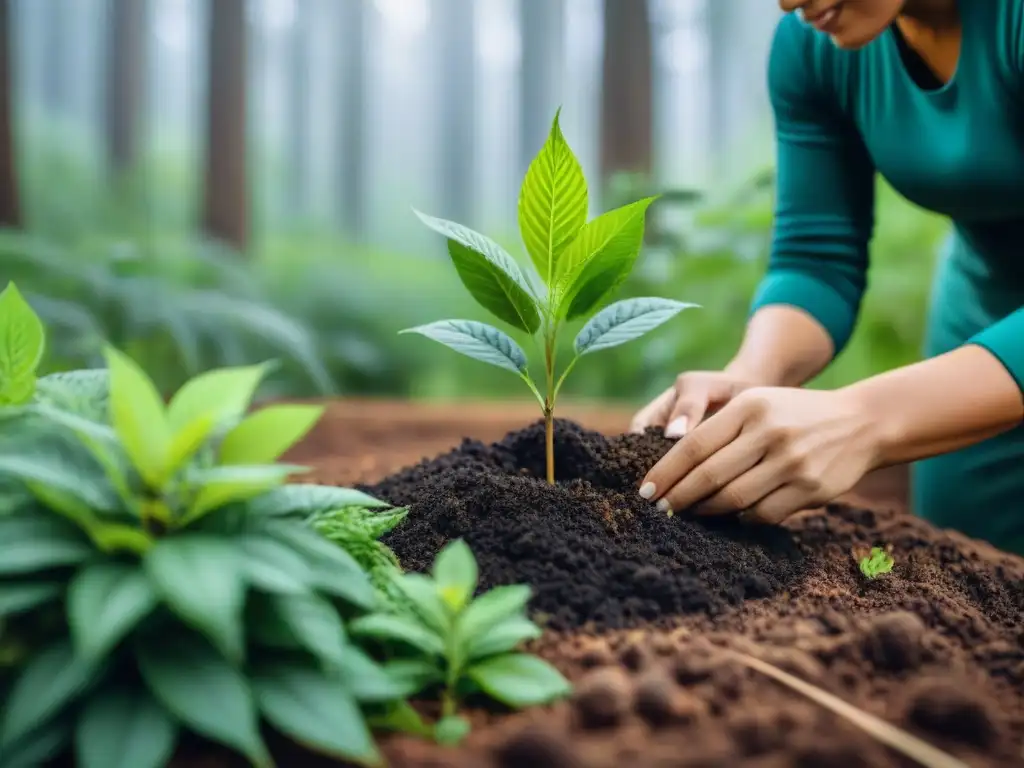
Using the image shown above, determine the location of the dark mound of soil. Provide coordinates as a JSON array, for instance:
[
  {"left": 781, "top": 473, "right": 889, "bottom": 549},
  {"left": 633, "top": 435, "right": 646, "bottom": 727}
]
[{"left": 364, "top": 420, "right": 805, "bottom": 630}]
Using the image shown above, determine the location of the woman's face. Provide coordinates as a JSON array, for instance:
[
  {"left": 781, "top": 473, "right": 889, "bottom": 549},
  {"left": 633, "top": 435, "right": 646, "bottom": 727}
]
[{"left": 778, "top": 0, "right": 906, "bottom": 49}]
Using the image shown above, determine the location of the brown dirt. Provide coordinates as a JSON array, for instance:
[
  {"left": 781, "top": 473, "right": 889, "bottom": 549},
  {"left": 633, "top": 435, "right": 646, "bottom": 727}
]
[{"left": 188, "top": 400, "right": 1023, "bottom": 768}]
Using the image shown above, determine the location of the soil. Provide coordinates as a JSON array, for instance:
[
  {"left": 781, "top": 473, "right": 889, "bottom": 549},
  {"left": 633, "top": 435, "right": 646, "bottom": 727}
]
[{"left": 191, "top": 400, "right": 1023, "bottom": 768}]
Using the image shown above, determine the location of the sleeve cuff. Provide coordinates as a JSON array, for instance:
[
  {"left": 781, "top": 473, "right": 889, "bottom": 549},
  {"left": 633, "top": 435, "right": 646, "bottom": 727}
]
[
  {"left": 750, "top": 269, "right": 859, "bottom": 355},
  {"left": 968, "top": 307, "right": 1024, "bottom": 393}
]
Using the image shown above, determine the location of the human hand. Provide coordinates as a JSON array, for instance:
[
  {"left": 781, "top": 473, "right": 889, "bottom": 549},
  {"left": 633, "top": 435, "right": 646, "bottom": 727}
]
[
  {"left": 638, "top": 386, "right": 882, "bottom": 523},
  {"left": 630, "top": 371, "right": 759, "bottom": 438}
]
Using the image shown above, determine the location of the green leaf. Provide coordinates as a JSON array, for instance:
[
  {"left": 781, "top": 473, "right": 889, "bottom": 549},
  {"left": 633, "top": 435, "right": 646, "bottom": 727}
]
[
  {"left": 0, "top": 443, "right": 118, "bottom": 514},
  {"left": 467, "top": 654, "right": 571, "bottom": 708},
  {"left": 137, "top": 634, "right": 269, "bottom": 765},
  {"left": 247, "top": 483, "right": 392, "bottom": 517},
  {"left": 400, "top": 320, "right": 528, "bottom": 374},
  {"left": 556, "top": 196, "right": 658, "bottom": 320},
  {"left": 433, "top": 539, "right": 478, "bottom": 612},
  {"left": 104, "top": 346, "right": 170, "bottom": 488},
  {"left": 414, "top": 210, "right": 541, "bottom": 334},
  {"left": 389, "top": 573, "right": 450, "bottom": 634},
  {"left": 165, "top": 362, "right": 273, "bottom": 431},
  {"left": 252, "top": 661, "right": 378, "bottom": 764},
  {"left": 349, "top": 613, "right": 446, "bottom": 656},
  {"left": 68, "top": 562, "right": 159, "bottom": 662},
  {"left": 337, "top": 645, "right": 409, "bottom": 702},
  {"left": 163, "top": 411, "right": 217, "bottom": 480},
  {"left": 456, "top": 584, "right": 532, "bottom": 646},
  {"left": 434, "top": 715, "right": 471, "bottom": 746},
  {"left": 75, "top": 687, "right": 178, "bottom": 768},
  {"left": 0, "top": 283, "right": 45, "bottom": 404},
  {"left": 382, "top": 660, "right": 444, "bottom": 698},
  {"left": 0, "top": 717, "right": 71, "bottom": 768},
  {"left": 0, "top": 641, "right": 97, "bottom": 749},
  {"left": 34, "top": 369, "right": 110, "bottom": 421},
  {"left": 0, "top": 582, "right": 62, "bottom": 618},
  {"left": 144, "top": 536, "right": 246, "bottom": 662},
  {"left": 368, "top": 700, "right": 431, "bottom": 738},
  {"left": 239, "top": 534, "right": 314, "bottom": 595},
  {"left": 573, "top": 298, "right": 699, "bottom": 356},
  {"left": 219, "top": 404, "right": 324, "bottom": 465},
  {"left": 467, "top": 616, "right": 542, "bottom": 660},
  {"left": 517, "top": 110, "right": 589, "bottom": 287},
  {"left": 0, "top": 514, "right": 92, "bottom": 576},
  {"left": 187, "top": 464, "right": 304, "bottom": 521},
  {"left": 268, "top": 593, "right": 346, "bottom": 666}
]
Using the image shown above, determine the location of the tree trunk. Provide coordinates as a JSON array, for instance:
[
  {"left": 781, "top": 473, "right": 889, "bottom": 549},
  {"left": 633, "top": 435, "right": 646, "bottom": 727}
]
[
  {"left": 287, "top": 0, "right": 309, "bottom": 217},
  {"left": 435, "top": 0, "right": 475, "bottom": 223},
  {"left": 106, "top": 0, "right": 147, "bottom": 173},
  {"left": 201, "top": 0, "right": 248, "bottom": 250},
  {"left": 599, "top": 0, "right": 652, "bottom": 187},
  {"left": 337, "top": 0, "right": 366, "bottom": 241},
  {"left": 0, "top": 0, "right": 20, "bottom": 227},
  {"left": 518, "top": 0, "right": 564, "bottom": 179},
  {"left": 42, "top": 0, "right": 70, "bottom": 117}
]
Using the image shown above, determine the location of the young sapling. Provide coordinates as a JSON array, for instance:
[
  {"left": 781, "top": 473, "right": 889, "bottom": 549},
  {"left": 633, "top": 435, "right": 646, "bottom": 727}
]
[
  {"left": 858, "top": 546, "right": 895, "bottom": 580},
  {"left": 402, "top": 111, "right": 698, "bottom": 483}
]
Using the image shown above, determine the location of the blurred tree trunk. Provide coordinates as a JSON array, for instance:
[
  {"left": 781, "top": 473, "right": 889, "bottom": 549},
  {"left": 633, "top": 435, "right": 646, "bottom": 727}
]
[
  {"left": 43, "top": 0, "right": 70, "bottom": 117},
  {"left": 0, "top": 0, "right": 19, "bottom": 227},
  {"left": 288, "top": 0, "right": 309, "bottom": 217},
  {"left": 435, "top": 0, "right": 475, "bottom": 223},
  {"left": 201, "top": 0, "right": 248, "bottom": 251},
  {"left": 106, "top": 0, "right": 147, "bottom": 173},
  {"left": 519, "top": 0, "right": 563, "bottom": 179},
  {"left": 337, "top": 0, "right": 366, "bottom": 241},
  {"left": 599, "top": 0, "right": 652, "bottom": 186}
]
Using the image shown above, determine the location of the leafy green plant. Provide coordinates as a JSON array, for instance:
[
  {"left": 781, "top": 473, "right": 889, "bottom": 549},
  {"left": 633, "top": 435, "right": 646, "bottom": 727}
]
[
  {"left": 858, "top": 546, "right": 895, "bottom": 580},
  {"left": 0, "top": 351, "right": 411, "bottom": 766},
  {"left": 350, "top": 540, "right": 571, "bottom": 745},
  {"left": 401, "top": 111, "right": 698, "bottom": 482},
  {"left": 0, "top": 282, "right": 46, "bottom": 407}
]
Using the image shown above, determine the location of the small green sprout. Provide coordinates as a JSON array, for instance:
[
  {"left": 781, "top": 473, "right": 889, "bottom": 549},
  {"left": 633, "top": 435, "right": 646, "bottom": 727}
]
[
  {"left": 350, "top": 539, "right": 571, "bottom": 746},
  {"left": 859, "top": 546, "right": 895, "bottom": 580},
  {"left": 0, "top": 282, "right": 45, "bottom": 406},
  {"left": 401, "top": 111, "right": 698, "bottom": 483}
]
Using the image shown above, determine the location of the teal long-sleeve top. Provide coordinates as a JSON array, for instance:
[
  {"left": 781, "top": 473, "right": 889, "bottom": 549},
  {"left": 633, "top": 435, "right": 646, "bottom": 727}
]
[
  {"left": 753, "top": 2, "right": 1024, "bottom": 551},
  {"left": 754, "top": 3, "right": 1024, "bottom": 390}
]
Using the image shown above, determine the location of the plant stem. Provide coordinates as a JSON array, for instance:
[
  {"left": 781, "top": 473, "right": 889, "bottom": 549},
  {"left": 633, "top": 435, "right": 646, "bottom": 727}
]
[{"left": 544, "top": 336, "right": 556, "bottom": 484}]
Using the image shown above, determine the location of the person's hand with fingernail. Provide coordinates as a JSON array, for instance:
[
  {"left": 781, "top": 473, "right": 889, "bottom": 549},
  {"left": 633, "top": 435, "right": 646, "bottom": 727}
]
[{"left": 629, "top": 370, "right": 758, "bottom": 439}]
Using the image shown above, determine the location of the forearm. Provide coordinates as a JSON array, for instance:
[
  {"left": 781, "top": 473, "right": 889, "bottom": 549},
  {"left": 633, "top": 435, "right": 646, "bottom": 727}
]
[
  {"left": 726, "top": 305, "right": 835, "bottom": 387},
  {"left": 843, "top": 344, "right": 1024, "bottom": 468}
]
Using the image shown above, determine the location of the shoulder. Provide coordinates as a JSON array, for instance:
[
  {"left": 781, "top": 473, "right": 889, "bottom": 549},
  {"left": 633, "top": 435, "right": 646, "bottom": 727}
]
[{"left": 767, "top": 13, "right": 852, "bottom": 121}]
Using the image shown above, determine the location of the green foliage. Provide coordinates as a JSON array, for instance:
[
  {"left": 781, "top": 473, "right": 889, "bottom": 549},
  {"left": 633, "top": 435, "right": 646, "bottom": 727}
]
[
  {"left": 351, "top": 540, "right": 571, "bottom": 746},
  {"left": 0, "top": 350, "right": 412, "bottom": 766},
  {"left": 858, "top": 546, "right": 895, "bottom": 580},
  {"left": 0, "top": 283, "right": 46, "bottom": 406},
  {"left": 402, "top": 112, "right": 699, "bottom": 481}
]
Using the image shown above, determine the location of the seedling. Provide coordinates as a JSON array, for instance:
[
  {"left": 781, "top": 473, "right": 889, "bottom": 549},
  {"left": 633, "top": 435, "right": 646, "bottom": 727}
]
[
  {"left": 858, "top": 546, "right": 895, "bottom": 580},
  {"left": 350, "top": 539, "right": 571, "bottom": 746},
  {"left": 402, "top": 111, "right": 698, "bottom": 483}
]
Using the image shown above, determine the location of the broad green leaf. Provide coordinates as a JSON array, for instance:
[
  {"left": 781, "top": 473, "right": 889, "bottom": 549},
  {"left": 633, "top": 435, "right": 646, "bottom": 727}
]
[
  {"left": 556, "top": 196, "right": 658, "bottom": 320},
  {"left": 219, "top": 404, "right": 324, "bottom": 465},
  {"left": 389, "top": 573, "right": 450, "bottom": 634},
  {"left": 400, "top": 320, "right": 528, "bottom": 374},
  {"left": 414, "top": 210, "right": 541, "bottom": 334},
  {"left": 68, "top": 562, "right": 159, "bottom": 662},
  {"left": 186, "top": 464, "right": 304, "bottom": 521},
  {"left": 75, "top": 687, "right": 178, "bottom": 768},
  {"left": 0, "top": 514, "right": 92, "bottom": 576},
  {"left": 456, "top": 584, "right": 532, "bottom": 645},
  {"left": 433, "top": 539, "right": 478, "bottom": 612},
  {"left": 0, "top": 717, "right": 71, "bottom": 768},
  {"left": 382, "top": 660, "right": 443, "bottom": 698},
  {"left": 162, "top": 412, "right": 217, "bottom": 480},
  {"left": 0, "top": 582, "right": 62, "bottom": 618},
  {"left": 137, "top": 634, "right": 269, "bottom": 765},
  {"left": 0, "top": 641, "right": 97, "bottom": 749},
  {"left": 368, "top": 700, "right": 432, "bottom": 738},
  {"left": 144, "top": 536, "right": 246, "bottom": 662},
  {"left": 239, "top": 534, "right": 314, "bottom": 595},
  {"left": 0, "top": 283, "right": 45, "bottom": 403},
  {"left": 434, "top": 715, "right": 471, "bottom": 746},
  {"left": 349, "top": 613, "right": 446, "bottom": 656},
  {"left": 467, "top": 653, "right": 571, "bottom": 708},
  {"left": 574, "top": 298, "right": 699, "bottom": 356},
  {"left": 34, "top": 369, "right": 110, "bottom": 421},
  {"left": 268, "top": 593, "right": 346, "bottom": 666},
  {"left": 517, "top": 110, "right": 589, "bottom": 286},
  {"left": 467, "top": 616, "right": 542, "bottom": 660},
  {"left": 252, "top": 661, "right": 378, "bottom": 764},
  {"left": 246, "top": 483, "right": 392, "bottom": 518},
  {"left": 0, "top": 443, "right": 118, "bottom": 514},
  {"left": 104, "top": 346, "right": 170, "bottom": 488},
  {"left": 86, "top": 522, "right": 154, "bottom": 556},
  {"left": 336, "top": 645, "right": 409, "bottom": 702},
  {"left": 165, "top": 362, "right": 273, "bottom": 431}
]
